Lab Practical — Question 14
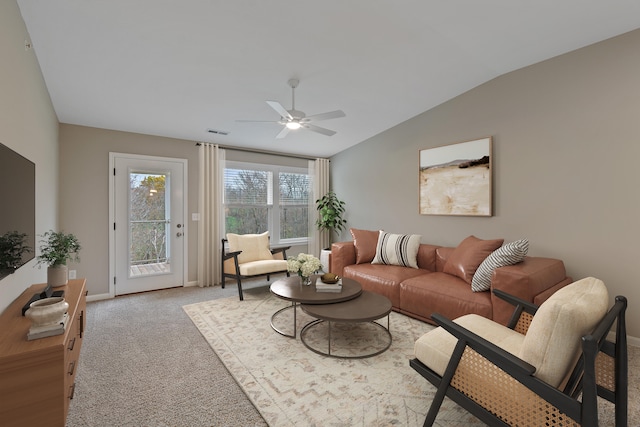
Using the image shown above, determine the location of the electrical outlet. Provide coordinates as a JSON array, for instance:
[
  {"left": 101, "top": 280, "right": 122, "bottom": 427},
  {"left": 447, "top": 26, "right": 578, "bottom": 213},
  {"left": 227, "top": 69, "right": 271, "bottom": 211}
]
[{"left": 69, "top": 270, "right": 76, "bottom": 279}]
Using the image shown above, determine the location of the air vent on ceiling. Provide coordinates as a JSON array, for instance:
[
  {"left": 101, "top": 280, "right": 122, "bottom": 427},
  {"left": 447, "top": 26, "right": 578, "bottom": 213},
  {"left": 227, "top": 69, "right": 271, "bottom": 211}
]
[{"left": 206, "top": 128, "right": 229, "bottom": 136}]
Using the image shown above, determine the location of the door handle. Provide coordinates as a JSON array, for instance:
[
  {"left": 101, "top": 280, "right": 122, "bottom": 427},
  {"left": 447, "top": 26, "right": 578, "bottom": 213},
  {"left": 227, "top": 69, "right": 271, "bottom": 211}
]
[{"left": 176, "top": 232, "right": 183, "bottom": 237}]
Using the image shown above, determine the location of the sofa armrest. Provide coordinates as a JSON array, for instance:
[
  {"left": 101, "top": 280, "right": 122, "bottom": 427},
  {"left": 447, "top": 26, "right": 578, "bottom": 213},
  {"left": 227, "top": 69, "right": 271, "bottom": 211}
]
[
  {"left": 330, "top": 241, "right": 356, "bottom": 276},
  {"left": 490, "top": 257, "right": 570, "bottom": 326}
]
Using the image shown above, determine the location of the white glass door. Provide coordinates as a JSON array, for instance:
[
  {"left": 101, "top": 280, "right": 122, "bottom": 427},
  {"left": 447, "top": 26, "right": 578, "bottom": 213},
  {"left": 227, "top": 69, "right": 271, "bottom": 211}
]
[{"left": 111, "top": 154, "right": 186, "bottom": 295}]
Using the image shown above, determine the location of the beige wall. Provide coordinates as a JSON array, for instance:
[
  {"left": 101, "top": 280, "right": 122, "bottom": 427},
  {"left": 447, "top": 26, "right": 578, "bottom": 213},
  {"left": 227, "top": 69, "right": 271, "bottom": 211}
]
[
  {"left": 331, "top": 29, "right": 640, "bottom": 339},
  {"left": 58, "top": 125, "right": 200, "bottom": 297},
  {"left": 57, "top": 128, "right": 314, "bottom": 298},
  {"left": 0, "top": 1, "right": 59, "bottom": 312}
]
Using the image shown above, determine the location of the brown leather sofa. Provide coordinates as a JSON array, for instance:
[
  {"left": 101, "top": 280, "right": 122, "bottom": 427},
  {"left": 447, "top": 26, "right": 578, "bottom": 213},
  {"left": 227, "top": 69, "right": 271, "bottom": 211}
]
[{"left": 330, "top": 237, "right": 573, "bottom": 326}]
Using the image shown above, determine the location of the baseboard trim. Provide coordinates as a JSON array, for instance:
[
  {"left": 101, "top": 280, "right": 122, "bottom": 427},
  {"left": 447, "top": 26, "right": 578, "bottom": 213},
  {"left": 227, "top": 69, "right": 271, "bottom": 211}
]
[{"left": 87, "top": 293, "right": 111, "bottom": 302}]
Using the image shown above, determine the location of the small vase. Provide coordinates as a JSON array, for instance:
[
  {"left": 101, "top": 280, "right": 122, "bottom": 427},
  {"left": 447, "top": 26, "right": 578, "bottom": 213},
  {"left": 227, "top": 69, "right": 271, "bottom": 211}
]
[
  {"left": 300, "top": 275, "right": 311, "bottom": 286},
  {"left": 25, "top": 297, "right": 69, "bottom": 327}
]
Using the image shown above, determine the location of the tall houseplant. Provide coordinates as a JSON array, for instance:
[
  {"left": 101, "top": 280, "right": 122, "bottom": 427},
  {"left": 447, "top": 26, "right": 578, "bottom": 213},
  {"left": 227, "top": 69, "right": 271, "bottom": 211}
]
[
  {"left": 315, "top": 191, "right": 347, "bottom": 236},
  {"left": 315, "top": 191, "right": 346, "bottom": 272},
  {"left": 37, "top": 230, "right": 81, "bottom": 287}
]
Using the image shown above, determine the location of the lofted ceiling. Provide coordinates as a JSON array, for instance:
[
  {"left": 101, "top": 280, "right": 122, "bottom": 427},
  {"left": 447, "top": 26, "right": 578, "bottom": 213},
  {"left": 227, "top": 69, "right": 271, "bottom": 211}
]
[{"left": 16, "top": 1, "right": 640, "bottom": 158}]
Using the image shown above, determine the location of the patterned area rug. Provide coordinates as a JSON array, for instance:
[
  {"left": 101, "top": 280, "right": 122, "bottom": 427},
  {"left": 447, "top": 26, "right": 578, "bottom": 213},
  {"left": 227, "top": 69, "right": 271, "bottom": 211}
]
[{"left": 183, "top": 288, "right": 483, "bottom": 426}]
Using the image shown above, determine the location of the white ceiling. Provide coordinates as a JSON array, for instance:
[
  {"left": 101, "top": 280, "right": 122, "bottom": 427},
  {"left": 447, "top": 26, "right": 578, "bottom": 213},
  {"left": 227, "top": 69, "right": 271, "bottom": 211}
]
[{"left": 17, "top": 1, "right": 640, "bottom": 158}]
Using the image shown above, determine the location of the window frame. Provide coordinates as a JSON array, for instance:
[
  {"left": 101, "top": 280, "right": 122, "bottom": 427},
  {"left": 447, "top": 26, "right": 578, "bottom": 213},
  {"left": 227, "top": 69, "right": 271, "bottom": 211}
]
[{"left": 223, "top": 160, "right": 310, "bottom": 246}]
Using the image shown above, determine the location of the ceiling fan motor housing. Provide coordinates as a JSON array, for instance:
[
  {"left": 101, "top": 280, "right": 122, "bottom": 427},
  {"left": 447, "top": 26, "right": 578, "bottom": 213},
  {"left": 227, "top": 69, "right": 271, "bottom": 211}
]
[{"left": 286, "top": 109, "right": 306, "bottom": 120}]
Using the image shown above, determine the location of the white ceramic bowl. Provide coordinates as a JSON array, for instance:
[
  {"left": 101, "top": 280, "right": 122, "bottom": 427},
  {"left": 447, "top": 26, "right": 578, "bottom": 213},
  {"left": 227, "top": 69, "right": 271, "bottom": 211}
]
[{"left": 25, "top": 296, "right": 69, "bottom": 327}]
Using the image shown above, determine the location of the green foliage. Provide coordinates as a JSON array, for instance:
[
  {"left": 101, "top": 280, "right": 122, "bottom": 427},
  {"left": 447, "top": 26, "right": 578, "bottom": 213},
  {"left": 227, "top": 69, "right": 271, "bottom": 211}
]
[
  {"left": 129, "top": 173, "right": 167, "bottom": 265},
  {"left": 37, "top": 230, "right": 81, "bottom": 267},
  {"left": 0, "top": 231, "right": 32, "bottom": 271},
  {"left": 315, "top": 191, "right": 347, "bottom": 235},
  {"left": 224, "top": 169, "right": 310, "bottom": 239}
]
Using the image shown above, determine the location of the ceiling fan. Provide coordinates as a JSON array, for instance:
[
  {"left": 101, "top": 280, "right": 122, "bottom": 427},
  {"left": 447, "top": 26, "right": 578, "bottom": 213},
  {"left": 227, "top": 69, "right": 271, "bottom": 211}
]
[{"left": 238, "top": 78, "right": 346, "bottom": 139}]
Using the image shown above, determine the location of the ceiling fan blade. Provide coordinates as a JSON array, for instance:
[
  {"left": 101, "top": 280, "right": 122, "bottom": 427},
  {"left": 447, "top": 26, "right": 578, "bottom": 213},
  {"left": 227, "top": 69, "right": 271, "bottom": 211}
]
[
  {"left": 302, "top": 110, "right": 346, "bottom": 122},
  {"left": 235, "top": 119, "right": 280, "bottom": 123},
  {"left": 266, "top": 101, "right": 293, "bottom": 120},
  {"left": 303, "top": 124, "right": 336, "bottom": 137},
  {"left": 275, "top": 126, "right": 290, "bottom": 139}
]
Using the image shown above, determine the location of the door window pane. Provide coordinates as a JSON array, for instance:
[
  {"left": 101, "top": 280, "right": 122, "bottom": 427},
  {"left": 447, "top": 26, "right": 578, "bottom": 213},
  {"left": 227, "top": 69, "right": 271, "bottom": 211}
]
[{"left": 129, "top": 173, "right": 170, "bottom": 276}]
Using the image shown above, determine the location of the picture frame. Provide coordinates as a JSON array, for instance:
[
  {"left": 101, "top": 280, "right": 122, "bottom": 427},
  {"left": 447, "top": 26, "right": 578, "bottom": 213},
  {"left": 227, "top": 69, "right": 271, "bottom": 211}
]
[{"left": 419, "top": 137, "right": 492, "bottom": 216}]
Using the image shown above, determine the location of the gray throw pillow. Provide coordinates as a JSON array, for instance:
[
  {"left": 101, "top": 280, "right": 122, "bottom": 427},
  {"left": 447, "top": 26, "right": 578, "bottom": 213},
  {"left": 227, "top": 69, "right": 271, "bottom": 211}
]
[{"left": 471, "top": 239, "right": 529, "bottom": 292}]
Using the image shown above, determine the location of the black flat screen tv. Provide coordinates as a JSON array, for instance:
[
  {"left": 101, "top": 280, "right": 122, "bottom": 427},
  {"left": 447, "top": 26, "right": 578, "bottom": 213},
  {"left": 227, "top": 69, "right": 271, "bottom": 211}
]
[{"left": 0, "top": 142, "right": 36, "bottom": 280}]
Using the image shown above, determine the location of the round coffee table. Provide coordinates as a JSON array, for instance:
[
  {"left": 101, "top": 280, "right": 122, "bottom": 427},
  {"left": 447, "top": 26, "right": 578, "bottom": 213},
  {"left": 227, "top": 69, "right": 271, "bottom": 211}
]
[
  {"left": 300, "top": 291, "right": 393, "bottom": 359},
  {"left": 270, "top": 276, "right": 362, "bottom": 338}
]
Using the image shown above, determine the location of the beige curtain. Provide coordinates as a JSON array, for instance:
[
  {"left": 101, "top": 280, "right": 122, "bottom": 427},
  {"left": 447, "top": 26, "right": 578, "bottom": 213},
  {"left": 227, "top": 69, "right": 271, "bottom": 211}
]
[
  {"left": 197, "top": 143, "right": 225, "bottom": 287},
  {"left": 308, "top": 158, "right": 330, "bottom": 257}
]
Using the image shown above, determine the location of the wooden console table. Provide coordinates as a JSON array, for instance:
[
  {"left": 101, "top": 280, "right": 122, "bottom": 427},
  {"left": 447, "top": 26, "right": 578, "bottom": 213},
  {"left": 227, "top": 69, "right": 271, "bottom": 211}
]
[{"left": 0, "top": 278, "right": 87, "bottom": 427}]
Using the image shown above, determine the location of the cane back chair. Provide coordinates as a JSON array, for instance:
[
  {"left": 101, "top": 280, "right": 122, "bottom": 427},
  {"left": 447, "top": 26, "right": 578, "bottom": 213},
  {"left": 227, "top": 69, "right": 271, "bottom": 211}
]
[
  {"left": 410, "top": 277, "right": 627, "bottom": 427},
  {"left": 221, "top": 232, "right": 290, "bottom": 301}
]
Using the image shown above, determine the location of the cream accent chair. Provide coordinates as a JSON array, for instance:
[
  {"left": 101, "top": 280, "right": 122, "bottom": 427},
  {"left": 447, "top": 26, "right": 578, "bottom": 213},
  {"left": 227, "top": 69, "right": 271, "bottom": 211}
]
[
  {"left": 221, "top": 232, "right": 290, "bottom": 301},
  {"left": 411, "top": 277, "right": 628, "bottom": 427}
]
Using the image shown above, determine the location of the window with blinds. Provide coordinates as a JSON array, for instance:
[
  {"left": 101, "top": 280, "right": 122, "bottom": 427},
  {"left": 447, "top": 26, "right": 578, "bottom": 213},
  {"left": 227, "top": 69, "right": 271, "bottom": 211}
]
[{"left": 223, "top": 162, "right": 311, "bottom": 244}]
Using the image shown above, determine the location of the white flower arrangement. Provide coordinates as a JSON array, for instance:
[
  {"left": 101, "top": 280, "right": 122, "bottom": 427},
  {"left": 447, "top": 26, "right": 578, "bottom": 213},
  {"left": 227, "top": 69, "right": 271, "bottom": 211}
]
[{"left": 287, "top": 253, "right": 322, "bottom": 278}]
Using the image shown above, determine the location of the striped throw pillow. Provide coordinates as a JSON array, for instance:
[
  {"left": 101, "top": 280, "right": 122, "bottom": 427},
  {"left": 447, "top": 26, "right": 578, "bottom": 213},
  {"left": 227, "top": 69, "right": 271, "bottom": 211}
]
[
  {"left": 471, "top": 239, "right": 529, "bottom": 292},
  {"left": 371, "top": 231, "right": 421, "bottom": 268}
]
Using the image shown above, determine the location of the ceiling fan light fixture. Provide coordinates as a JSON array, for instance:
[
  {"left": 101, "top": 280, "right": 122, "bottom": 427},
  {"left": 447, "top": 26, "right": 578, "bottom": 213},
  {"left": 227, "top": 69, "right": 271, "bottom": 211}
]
[{"left": 237, "top": 78, "right": 345, "bottom": 139}]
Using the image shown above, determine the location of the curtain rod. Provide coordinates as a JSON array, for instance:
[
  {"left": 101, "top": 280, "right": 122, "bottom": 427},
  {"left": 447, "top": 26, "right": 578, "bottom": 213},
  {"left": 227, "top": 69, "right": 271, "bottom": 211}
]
[{"left": 195, "top": 142, "right": 321, "bottom": 161}]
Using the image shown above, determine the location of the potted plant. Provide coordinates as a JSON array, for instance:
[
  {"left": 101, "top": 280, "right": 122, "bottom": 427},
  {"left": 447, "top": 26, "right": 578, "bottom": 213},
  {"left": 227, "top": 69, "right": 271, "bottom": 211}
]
[
  {"left": 315, "top": 191, "right": 347, "bottom": 271},
  {"left": 36, "top": 230, "right": 81, "bottom": 287}
]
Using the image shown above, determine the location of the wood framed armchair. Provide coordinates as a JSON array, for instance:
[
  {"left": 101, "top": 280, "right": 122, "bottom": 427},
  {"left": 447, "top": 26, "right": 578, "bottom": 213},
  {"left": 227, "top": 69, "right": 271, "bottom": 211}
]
[
  {"left": 221, "top": 232, "right": 290, "bottom": 301},
  {"left": 410, "top": 277, "right": 627, "bottom": 427}
]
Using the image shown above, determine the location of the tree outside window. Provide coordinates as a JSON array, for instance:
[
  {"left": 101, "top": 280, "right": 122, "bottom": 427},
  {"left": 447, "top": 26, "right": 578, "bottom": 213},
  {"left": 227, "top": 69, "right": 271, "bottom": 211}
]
[
  {"left": 129, "top": 173, "right": 168, "bottom": 266},
  {"left": 224, "top": 163, "right": 311, "bottom": 244}
]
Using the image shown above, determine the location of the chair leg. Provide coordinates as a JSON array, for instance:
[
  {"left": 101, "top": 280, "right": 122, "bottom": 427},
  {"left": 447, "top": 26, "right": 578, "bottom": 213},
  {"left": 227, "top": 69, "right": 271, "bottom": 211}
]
[
  {"left": 615, "top": 298, "right": 628, "bottom": 427},
  {"left": 423, "top": 340, "right": 467, "bottom": 427},
  {"left": 237, "top": 277, "right": 243, "bottom": 301},
  {"left": 221, "top": 274, "right": 226, "bottom": 289}
]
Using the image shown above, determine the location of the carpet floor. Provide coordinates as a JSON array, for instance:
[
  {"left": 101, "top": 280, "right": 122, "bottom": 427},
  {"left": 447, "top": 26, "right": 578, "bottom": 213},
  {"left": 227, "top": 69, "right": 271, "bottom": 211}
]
[
  {"left": 67, "top": 280, "right": 639, "bottom": 426},
  {"left": 66, "top": 282, "right": 268, "bottom": 427}
]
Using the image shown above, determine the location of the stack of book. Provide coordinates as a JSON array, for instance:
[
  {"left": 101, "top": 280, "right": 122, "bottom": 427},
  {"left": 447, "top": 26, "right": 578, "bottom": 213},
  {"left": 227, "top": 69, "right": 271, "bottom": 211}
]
[
  {"left": 27, "top": 313, "right": 68, "bottom": 341},
  {"left": 316, "top": 279, "right": 342, "bottom": 293}
]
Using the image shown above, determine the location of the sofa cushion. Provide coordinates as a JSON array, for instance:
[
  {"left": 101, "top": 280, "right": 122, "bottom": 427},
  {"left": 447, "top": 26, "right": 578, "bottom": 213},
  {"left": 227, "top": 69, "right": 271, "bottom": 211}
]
[
  {"left": 519, "top": 277, "right": 608, "bottom": 387},
  {"left": 371, "top": 231, "right": 421, "bottom": 268},
  {"left": 343, "top": 263, "right": 429, "bottom": 308},
  {"left": 471, "top": 239, "right": 529, "bottom": 292},
  {"left": 350, "top": 228, "right": 380, "bottom": 264},
  {"left": 400, "top": 272, "right": 492, "bottom": 322},
  {"left": 443, "top": 235, "right": 504, "bottom": 284},
  {"left": 227, "top": 232, "right": 274, "bottom": 264}
]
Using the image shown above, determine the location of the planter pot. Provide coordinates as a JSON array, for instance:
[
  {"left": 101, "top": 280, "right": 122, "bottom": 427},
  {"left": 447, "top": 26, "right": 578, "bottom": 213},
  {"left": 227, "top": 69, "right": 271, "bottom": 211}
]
[
  {"left": 47, "top": 265, "right": 68, "bottom": 287},
  {"left": 320, "top": 249, "right": 331, "bottom": 273},
  {"left": 25, "top": 296, "right": 69, "bottom": 327}
]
